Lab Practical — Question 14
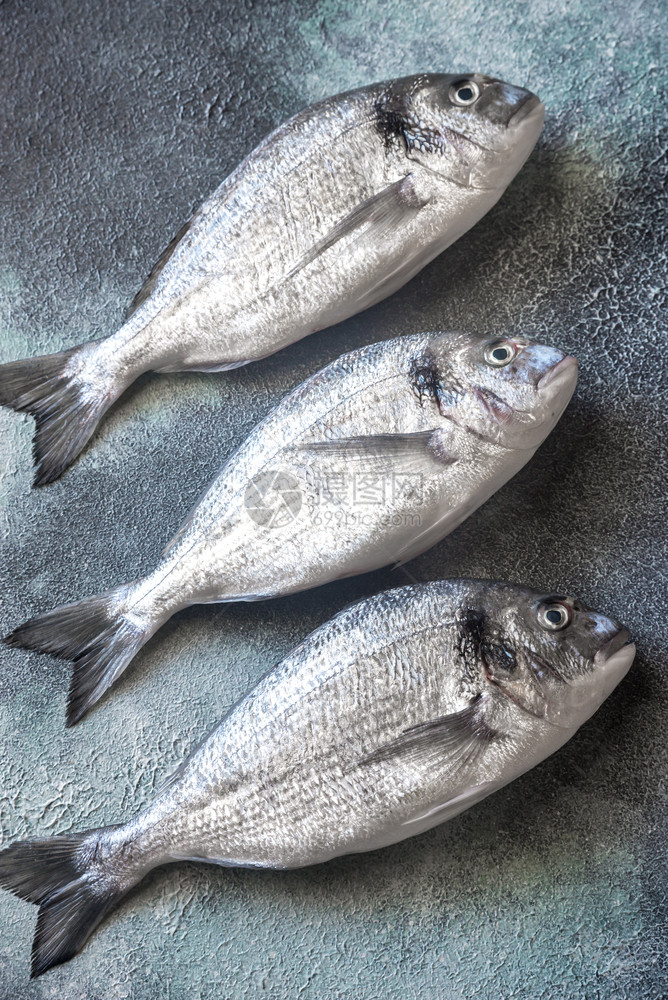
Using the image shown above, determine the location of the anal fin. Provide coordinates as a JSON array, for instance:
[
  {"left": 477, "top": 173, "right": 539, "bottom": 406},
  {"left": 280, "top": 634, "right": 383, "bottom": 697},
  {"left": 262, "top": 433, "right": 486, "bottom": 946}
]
[{"left": 401, "top": 780, "right": 498, "bottom": 828}]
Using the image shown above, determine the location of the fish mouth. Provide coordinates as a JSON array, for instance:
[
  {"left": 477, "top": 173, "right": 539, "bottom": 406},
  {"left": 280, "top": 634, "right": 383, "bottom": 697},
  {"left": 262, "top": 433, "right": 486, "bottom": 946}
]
[
  {"left": 509, "top": 94, "right": 544, "bottom": 128},
  {"left": 595, "top": 628, "right": 632, "bottom": 664},
  {"left": 537, "top": 355, "right": 578, "bottom": 391},
  {"left": 544, "top": 629, "right": 635, "bottom": 729},
  {"left": 594, "top": 629, "right": 636, "bottom": 693}
]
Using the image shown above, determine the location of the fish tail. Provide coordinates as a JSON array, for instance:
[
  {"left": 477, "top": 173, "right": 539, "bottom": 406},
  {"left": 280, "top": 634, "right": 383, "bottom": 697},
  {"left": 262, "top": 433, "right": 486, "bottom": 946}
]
[
  {"left": 0, "top": 342, "right": 120, "bottom": 486},
  {"left": 0, "top": 824, "right": 141, "bottom": 977},
  {"left": 4, "top": 582, "right": 161, "bottom": 726}
]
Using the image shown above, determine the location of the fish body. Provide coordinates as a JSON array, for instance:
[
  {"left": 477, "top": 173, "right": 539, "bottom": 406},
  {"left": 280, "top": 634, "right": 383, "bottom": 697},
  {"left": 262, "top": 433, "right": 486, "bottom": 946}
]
[
  {"left": 0, "top": 73, "right": 544, "bottom": 484},
  {"left": 5, "top": 331, "right": 578, "bottom": 723},
  {"left": 0, "top": 579, "right": 635, "bottom": 976}
]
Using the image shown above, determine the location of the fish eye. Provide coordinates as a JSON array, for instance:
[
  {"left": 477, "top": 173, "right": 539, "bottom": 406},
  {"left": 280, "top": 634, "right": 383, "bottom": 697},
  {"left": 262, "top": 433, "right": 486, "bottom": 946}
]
[
  {"left": 449, "top": 80, "right": 480, "bottom": 107},
  {"left": 537, "top": 602, "right": 572, "bottom": 632},
  {"left": 484, "top": 340, "right": 517, "bottom": 367}
]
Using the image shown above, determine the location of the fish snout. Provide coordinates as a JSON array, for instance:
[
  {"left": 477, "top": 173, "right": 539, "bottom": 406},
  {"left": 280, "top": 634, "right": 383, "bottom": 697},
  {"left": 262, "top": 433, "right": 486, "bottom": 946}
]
[
  {"left": 594, "top": 627, "right": 634, "bottom": 665},
  {"left": 508, "top": 93, "right": 545, "bottom": 129},
  {"left": 537, "top": 355, "right": 579, "bottom": 393},
  {"left": 544, "top": 628, "right": 635, "bottom": 730},
  {"left": 476, "top": 80, "right": 542, "bottom": 128},
  {"left": 592, "top": 628, "right": 636, "bottom": 707}
]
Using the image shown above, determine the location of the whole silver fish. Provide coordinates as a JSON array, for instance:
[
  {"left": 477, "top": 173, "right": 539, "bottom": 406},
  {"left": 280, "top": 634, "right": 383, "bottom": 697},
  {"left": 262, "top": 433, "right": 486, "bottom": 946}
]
[
  {"left": 0, "top": 73, "right": 544, "bottom": 485},
  {"left": 0, "top": 579, "right": 635, "bottom": 977},
  {"left": 5, "top": 331, "right": 577, "bottom": 723}
]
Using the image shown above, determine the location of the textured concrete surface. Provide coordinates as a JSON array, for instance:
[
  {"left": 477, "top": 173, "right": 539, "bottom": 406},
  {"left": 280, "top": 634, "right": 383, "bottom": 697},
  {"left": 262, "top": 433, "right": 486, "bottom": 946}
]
[{"left": 0, "top": 0, "right": 666, "bottom": 997}]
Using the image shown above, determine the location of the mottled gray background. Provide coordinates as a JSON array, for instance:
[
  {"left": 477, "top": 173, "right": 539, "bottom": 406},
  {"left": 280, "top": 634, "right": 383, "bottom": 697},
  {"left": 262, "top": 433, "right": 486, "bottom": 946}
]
[{"left": 0, "top": 0, "right": 666, "bottom": 997}]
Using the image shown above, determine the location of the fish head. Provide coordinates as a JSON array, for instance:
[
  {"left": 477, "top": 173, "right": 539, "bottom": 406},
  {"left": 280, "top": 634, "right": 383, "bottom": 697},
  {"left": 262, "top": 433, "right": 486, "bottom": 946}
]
[
  {"left": 381, "top": 73, "right": 544, "bottom": 190},
  {"left": 465, "top": 585, "right": 636, "bottom": 732},
  {"left": 418, "top": 331, "right": 578, "bottom": 450}
]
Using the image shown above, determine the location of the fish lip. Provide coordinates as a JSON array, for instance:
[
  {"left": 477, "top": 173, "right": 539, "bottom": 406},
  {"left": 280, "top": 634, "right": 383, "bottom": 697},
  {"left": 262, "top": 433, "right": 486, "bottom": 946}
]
[
  {"left": 595, "top": 628, "right": 632, "bottom": 664},
  {"left": 537, "top": 355, "right": 578, "bottom": 391},
  {"left": 509, "top": 94, "right": 544, "bottom": 127}
]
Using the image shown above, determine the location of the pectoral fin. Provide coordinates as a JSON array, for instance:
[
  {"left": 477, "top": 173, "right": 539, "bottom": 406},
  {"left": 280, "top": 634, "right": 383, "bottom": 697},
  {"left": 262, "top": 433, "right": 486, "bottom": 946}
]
[
  {"left": 287, "top": 174, "right": 428, "bottom": 279},
  {"left": 299, "top": 428, "right": 457, "bottom": 476},
  {"left": 357, "top": 694, "right": 496, "bottom": 775}
]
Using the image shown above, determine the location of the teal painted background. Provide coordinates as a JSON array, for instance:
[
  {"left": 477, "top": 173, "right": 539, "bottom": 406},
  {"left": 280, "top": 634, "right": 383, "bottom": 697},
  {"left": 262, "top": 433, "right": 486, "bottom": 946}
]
[{"left": 0, "top": 0, "right": 666, "bottom": 996}]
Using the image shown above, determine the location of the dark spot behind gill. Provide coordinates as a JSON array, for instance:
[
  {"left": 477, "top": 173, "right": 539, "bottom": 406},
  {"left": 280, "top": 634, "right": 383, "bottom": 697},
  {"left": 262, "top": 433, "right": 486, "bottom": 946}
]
[
  {"left": 456, "top": 606, "right": 518, "bottom": 679},
  {"left": 410, "top": 354, "right": 441, "bottom": 405},
  {"left": 374, "top": 101, "right": 409, "bottom": 152},
  {"left": 374, "top": 87, "right": 412, "bottom": 152},
  {"left": 374, "top": 86, "right": 445, "bottom": 157},
  {"left": 410, "top": 354, "right": 464, "bottom": 418},
  {"left": 456, "top": 607, "right": 487, "bottom": 668}
]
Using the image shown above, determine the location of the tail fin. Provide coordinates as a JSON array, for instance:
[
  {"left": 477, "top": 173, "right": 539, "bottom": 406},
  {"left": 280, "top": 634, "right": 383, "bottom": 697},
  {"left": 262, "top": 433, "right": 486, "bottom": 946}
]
[
  {"left": 0, "top": 345, "right": 115, "bottom": 486},
  {"left": 0, "top": 826, "right": 132, "bottom": 977},
  {"left": 4, "top": 584, "right": 157, "bottom": 725}
]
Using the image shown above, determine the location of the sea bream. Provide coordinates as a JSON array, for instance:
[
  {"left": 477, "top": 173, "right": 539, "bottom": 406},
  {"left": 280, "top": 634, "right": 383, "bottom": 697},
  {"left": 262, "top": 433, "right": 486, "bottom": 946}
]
[
  {"left": 0, "top": 579, "right": 635, "bottom": 977},
  {"left": 4, "top": 331, "right": 578, "bottom": 724},
  {"left": 0, "top": 73, "right": 544, "bottom": 485}
]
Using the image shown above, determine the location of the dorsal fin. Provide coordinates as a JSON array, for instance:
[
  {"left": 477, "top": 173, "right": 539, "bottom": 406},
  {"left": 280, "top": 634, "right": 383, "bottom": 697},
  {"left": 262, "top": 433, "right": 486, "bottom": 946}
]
[{"left": 125, "top": 215, "right": 195, "bottom": 319}]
